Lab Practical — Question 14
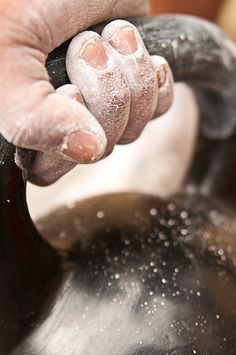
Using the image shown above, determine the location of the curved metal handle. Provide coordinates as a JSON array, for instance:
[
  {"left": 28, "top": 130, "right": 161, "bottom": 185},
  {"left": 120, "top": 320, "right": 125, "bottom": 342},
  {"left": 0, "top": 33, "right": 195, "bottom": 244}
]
[
  {"left": 1, "top": 14, "right": 236, "bottom": 249},
  {"left": 47, "top": 15, "right": 236, "bottom": 140},
  {"left": 45, "top": 15, "right": 236, "bottom": 201}
]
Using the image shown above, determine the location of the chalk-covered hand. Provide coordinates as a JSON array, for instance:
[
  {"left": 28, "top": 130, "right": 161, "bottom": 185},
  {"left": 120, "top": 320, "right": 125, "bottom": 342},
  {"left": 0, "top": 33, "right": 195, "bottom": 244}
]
[{"left": 0, "top": 0, "right": 173, "bottom": 185}]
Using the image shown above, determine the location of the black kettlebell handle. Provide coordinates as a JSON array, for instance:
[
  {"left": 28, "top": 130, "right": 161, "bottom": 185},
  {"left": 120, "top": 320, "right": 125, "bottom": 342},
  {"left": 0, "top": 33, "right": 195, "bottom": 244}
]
[
  {"left": 1, "top": 15, "right": 236, "bottom": 267},
  {"left": 47, "top": 15, "right": 236, "bottom": 140}
]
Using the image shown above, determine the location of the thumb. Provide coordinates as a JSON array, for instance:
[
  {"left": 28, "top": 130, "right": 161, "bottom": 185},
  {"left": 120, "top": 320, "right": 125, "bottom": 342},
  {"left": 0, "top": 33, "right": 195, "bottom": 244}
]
[{"left": 3, "top": 87, "right": 107, "bottom": 164}]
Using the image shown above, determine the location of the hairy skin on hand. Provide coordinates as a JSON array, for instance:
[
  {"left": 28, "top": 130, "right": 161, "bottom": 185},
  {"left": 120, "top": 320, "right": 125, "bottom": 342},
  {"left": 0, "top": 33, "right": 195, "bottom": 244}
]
[{"left": 0, "top": 0, "right": 149, "bottom": 50}]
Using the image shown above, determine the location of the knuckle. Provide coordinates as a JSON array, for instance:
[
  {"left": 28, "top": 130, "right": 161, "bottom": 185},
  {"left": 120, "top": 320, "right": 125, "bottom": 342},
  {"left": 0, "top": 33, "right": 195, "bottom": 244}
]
[
  {"left": 0, "top": 119, "right": 25, "bottom": 146},
  {"left": 2, "top": 112, "right": 41, "bottom": 150},
  {"left": 119, "top": 130, "right": 142, "bottom": 144},
  {"left": 11, "top": 124, "right": 31, "bottom": 148}
]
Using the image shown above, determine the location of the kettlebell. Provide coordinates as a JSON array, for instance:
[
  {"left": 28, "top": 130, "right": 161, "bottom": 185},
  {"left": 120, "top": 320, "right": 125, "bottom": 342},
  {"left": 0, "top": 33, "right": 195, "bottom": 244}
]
[{"left": 1, "top": 15, "right": 236, "bottom": 355}]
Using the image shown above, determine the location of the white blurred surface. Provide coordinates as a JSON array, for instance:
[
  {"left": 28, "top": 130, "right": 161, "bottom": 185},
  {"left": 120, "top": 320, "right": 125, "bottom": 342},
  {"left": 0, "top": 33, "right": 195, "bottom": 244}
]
[{"left": 27, "top": 84, "right": 199, "bottom": 220}]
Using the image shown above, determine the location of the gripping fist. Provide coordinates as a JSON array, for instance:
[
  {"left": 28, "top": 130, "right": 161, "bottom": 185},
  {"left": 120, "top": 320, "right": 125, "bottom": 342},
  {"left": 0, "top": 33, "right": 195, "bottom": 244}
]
[{"left": 0, "top": 0, "right": 173, "bottom": 185}]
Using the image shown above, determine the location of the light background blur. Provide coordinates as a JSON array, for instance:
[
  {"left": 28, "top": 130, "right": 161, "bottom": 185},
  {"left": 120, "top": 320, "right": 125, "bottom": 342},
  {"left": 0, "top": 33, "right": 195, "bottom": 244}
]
[
  {"left": 150, "top": 0, "right": 222, "bottom": 20},
  {"left": 150, "top": 0, "right": 236, "bottom": 41}
]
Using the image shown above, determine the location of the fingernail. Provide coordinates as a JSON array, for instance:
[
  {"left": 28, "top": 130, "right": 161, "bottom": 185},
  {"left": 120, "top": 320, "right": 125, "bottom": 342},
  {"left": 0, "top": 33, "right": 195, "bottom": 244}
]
[
  {"left": 56, "top": 85, "right": 85, "bottom": 104},
  {"left": 109, "top": 27, "right": 138, "bottom": 55},
  {"left": 71, "top": 91, "right": 85, "bottom": 105},
  {"left": 80, "top": 38, "right": 108, "bottom": 69},
  {"left": 63, "top": 131, "right": 105, "bottom": 163},
  {"left": 157, "top": 65, "right": 168, "bottom": 88}
]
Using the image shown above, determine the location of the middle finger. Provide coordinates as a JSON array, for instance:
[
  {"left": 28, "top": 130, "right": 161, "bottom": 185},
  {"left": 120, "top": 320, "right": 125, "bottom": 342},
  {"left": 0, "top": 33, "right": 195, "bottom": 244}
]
[{"left": 102, "top": 20, "right": 158, "bottom": 144}]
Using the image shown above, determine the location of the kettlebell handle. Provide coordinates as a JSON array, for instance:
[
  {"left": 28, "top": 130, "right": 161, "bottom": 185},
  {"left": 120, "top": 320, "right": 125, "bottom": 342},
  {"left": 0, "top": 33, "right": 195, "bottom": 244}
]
[
  {"left": 48, "top": 15, "right": 236, "bottom": 140},
  {"left": 1, "top": 15, "right": 236, "bottom": 264}
]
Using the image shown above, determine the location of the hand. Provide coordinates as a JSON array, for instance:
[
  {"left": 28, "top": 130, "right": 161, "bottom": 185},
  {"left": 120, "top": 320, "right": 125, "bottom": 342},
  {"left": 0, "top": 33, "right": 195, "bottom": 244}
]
[{"left": 0, "top": 0, "right": 173, "bottom": 185}]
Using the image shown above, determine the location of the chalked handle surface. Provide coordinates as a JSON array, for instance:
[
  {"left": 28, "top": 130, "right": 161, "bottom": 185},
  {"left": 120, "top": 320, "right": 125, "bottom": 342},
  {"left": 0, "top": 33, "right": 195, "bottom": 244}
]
[
  {"left": 48, "top": 15, "right": 236, "bottom": 140},
  {"left": 1, "top": 14, "right": 236, "bottom": 220}
]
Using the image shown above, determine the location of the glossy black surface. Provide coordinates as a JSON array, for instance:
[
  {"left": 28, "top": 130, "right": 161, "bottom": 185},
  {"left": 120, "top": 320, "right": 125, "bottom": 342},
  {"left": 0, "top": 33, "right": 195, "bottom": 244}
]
[
  {"left": 0, "top": 141, "right": 62, "bottom": 354},
  {"left": 14, "top": 193, "right": 236, "bottom": 354},
  {"left": 0, "top": 15, "right": 236, "bottom": 355}
]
